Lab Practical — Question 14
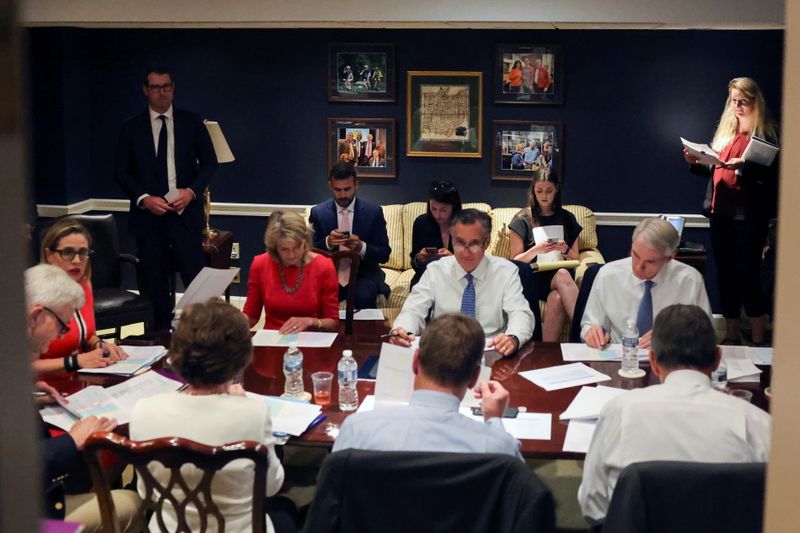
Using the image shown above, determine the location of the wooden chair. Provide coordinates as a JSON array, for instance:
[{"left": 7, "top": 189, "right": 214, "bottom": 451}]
[
  {"left": 83, "top": 432, "right": 268, "bottom": 533},
  {"left": 314, "top": 248, "right": 360, "bottom": 334}
]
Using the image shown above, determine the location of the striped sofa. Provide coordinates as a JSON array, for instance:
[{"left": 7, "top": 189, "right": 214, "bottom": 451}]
[{"left": 378, "top": 203, "right": 605, "bottom": 312}]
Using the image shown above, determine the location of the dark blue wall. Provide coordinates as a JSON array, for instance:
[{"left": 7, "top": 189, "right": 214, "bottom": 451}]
[{"left": 25, "top": 27, "right": 784, "bottom": 307}]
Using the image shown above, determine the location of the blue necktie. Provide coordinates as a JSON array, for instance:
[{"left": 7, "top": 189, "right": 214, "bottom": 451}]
[
  {"left": 636, "top": 280, "right": 654, "bottom": 334},
  {"left": 156, "top": 115, "right": 168, "bottom": 186},
  {"left": 461, "top": 273, "right": 476, "bottom": 318}
]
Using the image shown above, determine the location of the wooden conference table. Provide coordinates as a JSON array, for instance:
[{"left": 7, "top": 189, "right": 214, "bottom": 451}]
[{"left": 50, "top": 319, "right": 772, "bottom": 459}]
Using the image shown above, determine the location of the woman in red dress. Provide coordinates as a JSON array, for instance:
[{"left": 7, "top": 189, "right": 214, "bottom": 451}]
[
  {"left": 243, "top": 211, "right": 340, "bottom": 333},
  {"left": 684, "top": 77, "right": 779, "bottom": 345}
]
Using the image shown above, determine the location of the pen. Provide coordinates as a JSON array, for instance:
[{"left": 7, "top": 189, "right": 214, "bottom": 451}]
[
  {"left": 308, "top": 414, "right": 328, "bottom": 429},
  {"left": 33, "top": 391, "right": 47, "bottom": 397},
  {"left": 379, "top": 333, "right": 401, "bottom": 339},
  {"left": 99, "top": 339, "right": 110, "bottom": 358}
]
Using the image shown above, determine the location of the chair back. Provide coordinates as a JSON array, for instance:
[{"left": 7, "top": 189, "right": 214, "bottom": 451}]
[
  {"left": 37, "top": 214, "right": 122, "bottom": 289},
  {"left": 601, "top": 461, "right": 766, "bottom": 533},
  {"left": 512, "top": 260, "right": 543, "bottom": 342},
  {"left": 83, "top": 432, "right": 268, "bottom": 533},
  {"left": 303, "top": 449, "right": 555, "bottom": 533},
  {"left": 569, "top": 263, "right": 603, "bottom": 342},
  {"left": 313, "top": 248, "right": 360, "bottom": 334}
]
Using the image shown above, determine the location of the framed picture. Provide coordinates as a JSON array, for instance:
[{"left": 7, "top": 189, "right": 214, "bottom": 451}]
[
  {"left": 328, "top": 43, "right": 396, "bottom": 103},
  {"left": 494, "top": 44, "right": 564, "bottom": 104},
  {"left": 491, "top": 120, "right": 563, "bottom": 181},
  {"left": 328, "top": 118, "right": 397, "bottom": 178},
  {"left": 406, "top": 71, "right": 482, "bottom": 158}
]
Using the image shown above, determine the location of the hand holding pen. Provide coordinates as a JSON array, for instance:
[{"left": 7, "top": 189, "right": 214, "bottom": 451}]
[
  {"left": 381, "top": 327, "right": 414, "bottom": 347},
  {"left": 585, "top": 325, "right": 611, "bottom": 349}
]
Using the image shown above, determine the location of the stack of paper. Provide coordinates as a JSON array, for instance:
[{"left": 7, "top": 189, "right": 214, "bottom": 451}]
[
  {"left": 560, "top": 385, "right": 630, "bottom": 453},
  {"left": 245, "top": 393, "right": 323, "bottom": 436},
  {"left": 252, "top": 329, "right": 338, "bottom": 348},
  {"left": 78, "top": 345, "right": 168, "bottom": 376},
  {"left": 719, "top": 346, "right": 765, "bottom": 383},
  {"left": 561, "top": 343, "right": 649, "bottom": 362},
  {"left": 680, "top": 137, "right": 724, "bottom": 166},
  {"left": 519, "top": 363, "right": 611, "bottom": 391},
  {"left": 338, "top": 309, "right": 385, "bottom": 320},
  {"left": 39, "top": 371, "right": 183, "bottom": 430}
]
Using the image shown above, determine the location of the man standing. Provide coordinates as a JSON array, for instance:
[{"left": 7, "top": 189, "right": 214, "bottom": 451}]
[
  {"left": 360, "top": 133, "right": 375, "bottom": 166},
  {"left": 334, "top": 313, "right": 521, "bottom": 458},
  {"left": 531, "top": 57, "right": 551, "bottom": 93},
  {"left": 581, "top": 217, "right": 711, "bottom": 349},
  {"left": 338, "top": 132, "right": 356, "bottom": 163},
  {"left": 115, "top": 65, "right": 217, "bottom": 330},
  {"left": 309, "top": 162, "right": 391, "bottom": 309},
  {"left": 523, "top": 139, "right": 540, "bottom": 168},
  {"left": 578, "top": 304, "right": 771, "bottom": 521},
  {"left": 389, "top": 209, "right": 533, "bottom": 356}
]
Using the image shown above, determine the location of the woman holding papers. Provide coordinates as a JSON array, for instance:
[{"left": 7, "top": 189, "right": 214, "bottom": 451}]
[
  {"left": 683, "top": 77, "right": 779, "bottom": 346},
  {"left": 34, "top": 219, "right": 127, "bottom": 375},
  {"left": 129, "top": 300, "right": 289, "bottom": 533},
  {"left": 410, "top": 180, "right": 462, "bottom": 287},
  {"left": 509, "top": 171, "right": 582, "bottom": 342},
  {"left": 243, "top": 211, "right": 339, "bottom": 333}
]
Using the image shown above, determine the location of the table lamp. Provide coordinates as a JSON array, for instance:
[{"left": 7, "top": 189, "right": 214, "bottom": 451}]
[{"left": 203, "top": 120, "right": 235, "bottom": 238}]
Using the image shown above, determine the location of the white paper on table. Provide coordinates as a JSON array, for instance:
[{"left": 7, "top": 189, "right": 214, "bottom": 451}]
[
  {"left": 251, "top": 329, "right": 338, "bottom": 348},
  {"left": 749, "top": 347, "right": 773, "bottom": 365},
  {"left": 459, "top": 366, "right": 492, "bottom": 408},
  {"left": 104, "top": 371, "right": 183, "bottom": 407},
  {"left": 374, "top": 343, "right": 416, "bottom": 408},
  {"left": 338, "top": 308, "right": 385, "bottom": 320},
  {"left": 532, "top": 225, "right": 564, "bottom": 263},
  {"left": 559, "top": 385, "right": 628, "bottom": 420},
  {"left": 563, "top": 419, "right": 598, "bottom": 453},
  {"left": 720, "top": 346, "right": 763, "bottom": 380},
  {"left": 459, "top": 408, "right": 552, "bottom": 440},
  {"left": 681, "top": 137, "right": 725, "bottom": 166},
  {"left": 163, "top": 188, "right": 186, "bottom": 215},
  {"left": 560, "top": 343, "right": 648, "bottom": 362},
  {"left": 245, "top": 392, "right": 322, "bottom": 436},
  {"left": 39, "top": 405, "right": 80, "bottom": 432},
  {"left": 78, "top": 345, "right": 168, "bottom": 375},
  {"left": 519, "top": 363, "right": 611, "bottom": 391},
  {"left": 356, "top": 395, "right": 376, "bottom": 413},
  {"left": 174, "top": 267, "right": 239, "bottom": 312}
]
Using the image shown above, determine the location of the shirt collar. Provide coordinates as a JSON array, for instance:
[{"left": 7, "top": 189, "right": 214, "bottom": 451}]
[
  {"left": 454, "top": 254, "right": 489, "bottom": 281},
  {"left": 337, "top": 197, "right": 356, "bottom": 214},
  {"left": 409, "top": 389, "right": 461, "bottom": 412},
  {"left": 649, "top": 258, "right": 674, "bottom": 286},
  {"left": 149, "top": 105, "right": 174, "bottom": 121},
  {"left": 663, "top": 368, "right": 712, "bottom": 387}
]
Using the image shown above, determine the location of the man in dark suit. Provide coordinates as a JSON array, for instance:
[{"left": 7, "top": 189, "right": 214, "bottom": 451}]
[
  {"left": 309, "top": 162, "right": 391, "bottom": 309},
  {"left": 115, "top": 65, "right": 218, "bottom": 330}
]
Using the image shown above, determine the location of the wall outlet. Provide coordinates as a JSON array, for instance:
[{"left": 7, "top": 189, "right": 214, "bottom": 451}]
[{"left": 231, "top": 242, "right": 240, "bottom": 259}]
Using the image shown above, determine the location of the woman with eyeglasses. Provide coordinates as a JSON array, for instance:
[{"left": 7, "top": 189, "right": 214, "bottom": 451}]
[
  {"left": 33, "top": 219, "right": 128, "bottom": 374},
  {"left": 410, "top": 181, "right": 462, "bottom": 288},
  {"left": 509, "top": 169, "right": 582, "bottom": 342},
  {"left": 683, "top": 77, "right": 779, "bottom": 346}
]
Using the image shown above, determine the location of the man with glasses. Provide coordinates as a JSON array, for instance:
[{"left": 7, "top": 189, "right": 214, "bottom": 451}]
[
  {"left": 390, "top": 209, "right": 533, "bottom": 356},
  {"left": 115, "top": 65, "right": 218, "bottom": 330}
]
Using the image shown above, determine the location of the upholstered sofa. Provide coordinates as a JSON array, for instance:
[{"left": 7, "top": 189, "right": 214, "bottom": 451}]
[{"left": 378, "top": 203, "right": 605, "bottom": 311}]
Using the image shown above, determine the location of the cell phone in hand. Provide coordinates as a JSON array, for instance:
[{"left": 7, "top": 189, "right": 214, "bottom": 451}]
[
  {"left": 471, "top": 407, "right": 519, "bottom": 418},
  {"left": 339, "top": 231, "right": 351, "bottom": 238},
  {"left": 424, "top": 247, "right": 438, "bottom": 255}
]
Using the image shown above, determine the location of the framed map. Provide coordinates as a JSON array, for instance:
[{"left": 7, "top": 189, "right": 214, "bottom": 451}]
[{"left": 406, "top": 71, "right": 482, "bottom": 158}]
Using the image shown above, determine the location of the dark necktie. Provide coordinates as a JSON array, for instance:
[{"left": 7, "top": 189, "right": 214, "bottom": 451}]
[
  {"left": 156, "top": 115, "right": 168, "bottom": 186},
  {"left": 636, "top": 280, "right": 654, "bottom": 334},
  {"left": 461, "top": 273, "right": 476, "bottom": 318}
]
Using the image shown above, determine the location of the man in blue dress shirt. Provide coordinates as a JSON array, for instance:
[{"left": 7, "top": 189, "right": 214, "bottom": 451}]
[{"left": 333, "top": 313, "right": 522, "bottom": 459}]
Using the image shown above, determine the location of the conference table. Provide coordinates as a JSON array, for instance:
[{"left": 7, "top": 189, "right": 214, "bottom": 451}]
[{"left": 48, "top": 318, "right": 772, "bottom": 459}]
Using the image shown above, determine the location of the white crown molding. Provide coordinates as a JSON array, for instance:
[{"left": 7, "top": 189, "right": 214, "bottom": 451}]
[{"left": 36, "top": 198, "right": 709, "bottom": 228}]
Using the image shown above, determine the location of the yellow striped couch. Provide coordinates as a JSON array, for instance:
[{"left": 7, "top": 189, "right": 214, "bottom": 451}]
[{"left": 378, "top": 203, "right": 605, "bottom": 312}]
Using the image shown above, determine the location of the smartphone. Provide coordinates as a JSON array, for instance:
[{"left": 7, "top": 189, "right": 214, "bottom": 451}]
[
  {"left": 471, "top": 407, "right": 519, "bottom": 418},
  {"left": 339, "top": 231, "right": 351, "bottom": 238},
  {"left": 424, "top": 247, "right": 438, "bottom": 254}
]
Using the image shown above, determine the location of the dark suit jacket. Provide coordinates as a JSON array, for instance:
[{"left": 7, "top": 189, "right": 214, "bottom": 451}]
[
  {"left": 41, "top": 424, "right": 82, "bottom": 519},
  {"left": 114, "top": 107, "right": 218, "bottom": 236},
  {"left": 309, "top": 198, "right": 391, "bottom": 295}
]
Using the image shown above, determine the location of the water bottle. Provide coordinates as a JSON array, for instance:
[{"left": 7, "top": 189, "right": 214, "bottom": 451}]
[
  {"left": 711, "top": 361, "right": 728, "bottom": 391},
  {"left": 283, "top": 342, "right": 305, "bottom": 398},
  {"left": 620, "top": 320, "right": 640, "bottom": 376},
  {"left": 338, "top": 349, "right": 359, "bottom": 411}
]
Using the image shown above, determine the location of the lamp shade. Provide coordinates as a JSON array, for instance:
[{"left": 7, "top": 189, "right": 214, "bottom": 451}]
[{"left": 203, "top": 120, "right": 235, "bottom": 163}]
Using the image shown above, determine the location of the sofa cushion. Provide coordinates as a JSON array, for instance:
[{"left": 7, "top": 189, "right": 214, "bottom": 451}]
[
  {"left": 383, "top": 268, "right": 415, "bottom": 310},
  {"left": 381, "top": 204, "right": 406, "bottom": 270},
  {"left": 564, "top": 204, "right": 598, "bottom": 251},
  {"left": 489, "top": 207, "right": 519, "bottom": 258}
]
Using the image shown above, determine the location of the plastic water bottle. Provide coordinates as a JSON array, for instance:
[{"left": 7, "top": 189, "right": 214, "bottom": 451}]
[
  {"left": 337, "top": 349, "right": 359, "bottom": 411},
  {"left": 711, "top": 361, "right": 728, "bottom": 391},
  {"left": 283, "top": 342, "right": 305, "bottom": 398},
  {"left": 620, "top": 320, "right": 640, "bottom": 376}
]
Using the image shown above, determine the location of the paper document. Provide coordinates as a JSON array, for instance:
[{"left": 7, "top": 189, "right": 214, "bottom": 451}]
[
  {"left": 40, "top": 371, "right": 183, "bottom": 431},
  {"left": 164, "top": 188, "right": 185, "bottom": 215},
  {"left": 519, "top": 363, "right": 611, "bottom": 391},
  {"left": 742, "top": 135, "right": 779, "bottom": 166},
  {"left": 681, "top": 137, "right": 724, "bottom": 166},
  {"left": 245, "top": 393, "right": 322, "bottom": 436},
  {"left": 559, "top": 385, "right": 628, "bottom": 420},
  {"left": 561, "top": 343, "right": 648, "bottom": 362},
  {"left": 339, "top": 308, "right": 385, "bottom": 320},
  {"left": 78, "top": 345, "right": 167, "bottom": 376},
  {"left": 563, "top": 419, "right": 598, "bottom": 453},
  {"left": 532, "top": 225, "right": 564, "bottom": 263},
  {"left": 252, "top": 329, "right": 337, "bottom": 348},
  {"left": 459, "top": 408, "right": 552, "bottom": 440},
  {"left": 459, "top": 366, "right": 492, "bottom": 408},
  {"left": 174, "top": 267, "right": 239, "bottom": 312},
  {"left": 720, "top": 346, "right": 764, "bottom": 381},
  {"left": 719, "top": 345, "right": 773, "bottom": 366},
  {"left": 373, "top": 342, "right": 417, "bottom": 408}
]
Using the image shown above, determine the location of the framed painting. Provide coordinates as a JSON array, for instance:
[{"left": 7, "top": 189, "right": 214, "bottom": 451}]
[
  {"left": 494, "top": 44, "right": 564, "bottom": 104},
  {"left": 328, "top": 117, "right": 397, "bottom": 178},
  {"left": 406, "top": 71, "right": 482, "bottom": 158},
  {"left": 328, "top": 43, "right": 396, "bottom": 103},
  {"left": 491, "top": 120, "right": 563, "bottom": 181}
]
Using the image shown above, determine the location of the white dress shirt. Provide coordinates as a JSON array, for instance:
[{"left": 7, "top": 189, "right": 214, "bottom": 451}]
[
  {"left": 393, "top": 255, "right": 534, "bottom": 344},
  {"left": 333, "top": 198, "right": 367, "bottom": 259},
  {"left": 580, "top": 257, "right": 712, "bottom": 342},
  {"left": 137, "top": 106, "right": 177, "bottom": 207},
  {"left": 578, "top": 369, "right": 771, "bottom": 521}
]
